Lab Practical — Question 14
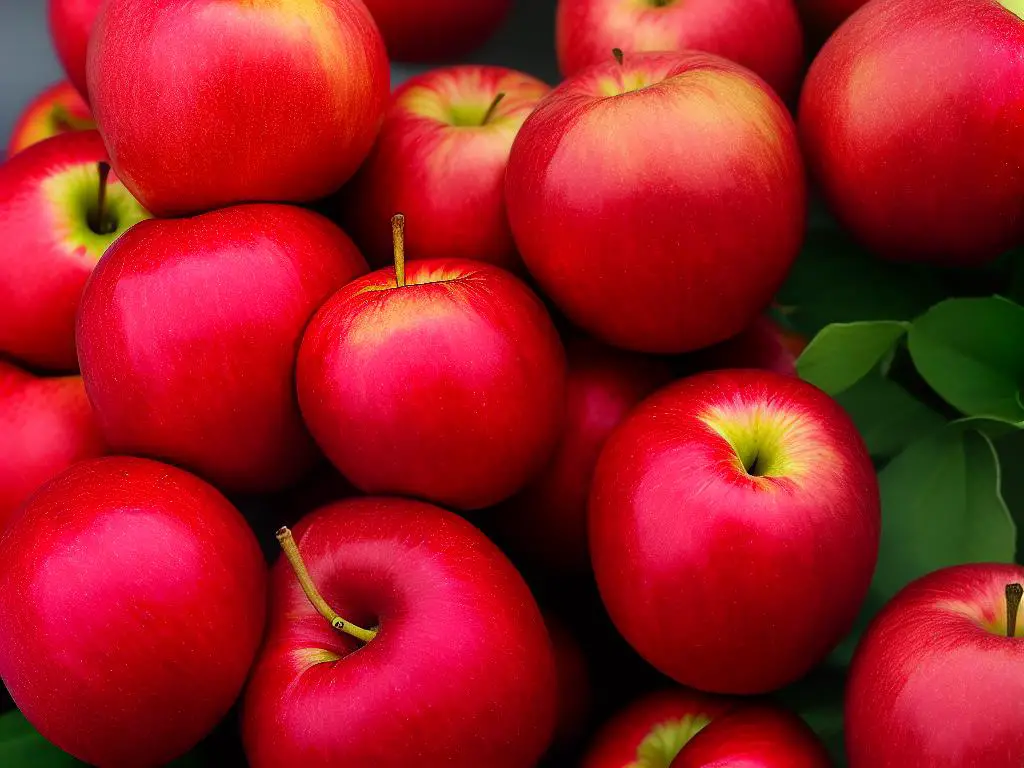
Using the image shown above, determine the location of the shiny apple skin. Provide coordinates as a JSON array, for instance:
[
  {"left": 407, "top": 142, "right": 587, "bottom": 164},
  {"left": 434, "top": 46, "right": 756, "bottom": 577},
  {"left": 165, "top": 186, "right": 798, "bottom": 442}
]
[
  {"left": 77, "top": 204, "right": 368, "bottom": 494},
  {"left": 692, "top": 315, "right": 805, "bottom": 377},
  {"left": 344, "top": 65, "right": 549, "bottom": 272},
  {"left": 7, "top": 81, "right": 94, "bottom": 158},
  {"left": 506, "top": 52, "right": 806, "bottom": 354},
  {"left": 799, "top": 0, "right": 1024, "bottom": 266},
  {"left": 0, "top": 457, "right": 267, "bottom": 767},
  {"left": 671, "top": 707, "right": 832, "bottom": 768},
  {"left": 297, "top": 259, "right": 566, "bottom": 511},
  {"left": 88, "top": 0, "right": 389, "bottom": 217},
  {"left": 242, "top": 497, "right": 557, "bottom": 767},
  {"left": 556, "top": 0, "right": 804, "bottom": 101},
  {"left": 846, "top": 563, "right": 1024, "bottom": 767},
  {"left": 48, "top": 0, "right": 102, "bottom": 98},
  {"left": 0, "top": 360, "right": 104, "bottom": 529},
  {"left": 590, "top": 369, "right": 880, "bottom": 694},
  {"left": 362, "top": 0, "right": 512, "bottom": 61}
]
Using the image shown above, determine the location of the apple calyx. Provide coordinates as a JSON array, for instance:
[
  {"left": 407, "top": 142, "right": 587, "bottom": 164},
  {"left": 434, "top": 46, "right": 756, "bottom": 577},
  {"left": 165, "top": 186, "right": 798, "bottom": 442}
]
[
  {"left": 391, "top": 213, "right": 407, "bottom": 288},
  {"left": 275, "top": 527, "right": 379, "bottom": 644},
  {"left": 1006, "top": 583, "right": 1023, "bottom": 638},
  {"left": 613, "top": 48, "right": 625, "bottom": 66},
  {"left": 481, "top": 92, "right": 507, "bottom": 126},
  {"left": 90, "top": 162, "right": 116, "bottom": 236}
]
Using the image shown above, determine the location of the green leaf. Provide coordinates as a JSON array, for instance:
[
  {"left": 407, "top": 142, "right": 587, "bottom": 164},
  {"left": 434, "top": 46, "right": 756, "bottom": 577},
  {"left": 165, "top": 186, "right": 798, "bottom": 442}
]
[
  {"left": 798, "top": 321, "right": 909, "bottom": 395},
  {"left": 835, "top": 376, "right": 945, "bottom": 458},
  {"left": 908, "top": 297, "right": 1024, "bottom": 423},
  {"left": 995, "top": 429, "right": 1024, "bottom": 562},
  {"left": 0, "top": 711, "right": 81, "bottom": 767}
]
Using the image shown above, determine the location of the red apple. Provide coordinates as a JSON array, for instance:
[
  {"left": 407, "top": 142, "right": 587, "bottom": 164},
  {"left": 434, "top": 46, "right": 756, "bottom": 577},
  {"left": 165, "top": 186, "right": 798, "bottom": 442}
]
[
  {"left": 242, "top": 497, "right": 557, "bottom": 767},
  {"left": 0, "top": 456, "right": 267, "bottom": 767},
  {"left": 0, "top": 360, "right": 104, "bottom": 529},
  {"left": 794, "top": 0, "right": 869, "bottom": 42},
  {"left": 88, "top": 0, "right": 389, "bottom": 217},
  {"left": 670, "top": 707, "right": 831, "bottom": 767},
  {"left": 7, "top": 81, "right": 94, "bottom": 158},
  {"left": 690, "top": 315, "right": 806, "bottom": 377},
  {"left": 77, "top": 204, "right": 368, "bottom": 494},
  {"left": 0, "top": 130, "right": 149, "bottom": 371},
  {"left": 297, "top": 216, "right": 566, "bottom": 511},
  {"left": 497, "top": 335, "right": 673, "bottom": 571},
  {"left": 343, "top": 65, "right": 549, "bottom": 272},
  {"left": 556, "top": 0, "right": 804, "bottom": 101},
  {"left": 846, "top": 563, "right": 1024, "bottom": 767},
  {"left": 361, "top": 0, "right": 512, "bottom": 62},
  {"left": 506, "top": 52, "right": 806, "bottom": 354},
  {"left": 799, "top": 0, "right": 1024, "bottom": 266},
  {"left": 48, "top": 0, "right": 102, "bottom": 99},
  {"left": 590, "top": 369, "right": 880, "bottom": 694}
]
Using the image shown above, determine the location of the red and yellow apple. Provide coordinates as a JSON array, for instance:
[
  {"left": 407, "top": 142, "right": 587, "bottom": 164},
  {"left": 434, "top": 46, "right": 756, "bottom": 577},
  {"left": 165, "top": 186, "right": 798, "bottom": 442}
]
[
  {"left": 361, "top": 0, "right": 512, "bottom": 61},
  {"left": 590, "top": 369, "right": 880, "bottom": 694},
  {"left": 48, "top": 0, "right": 102, "bottom": 99},
  {"left": 344, "top": 65, "right": 549, "bottom": 272},
  {"left": 7, "top": 81, "right": 94, "bottom": 158},
  {"left": 506, "top": 51, "right": 806, "bottom": 354},
  {"left": 88, "top": 0, "right": 390, "bottom": 217},
  {"left": 670, "top": 707, "right": 831, "bottom": 767}
]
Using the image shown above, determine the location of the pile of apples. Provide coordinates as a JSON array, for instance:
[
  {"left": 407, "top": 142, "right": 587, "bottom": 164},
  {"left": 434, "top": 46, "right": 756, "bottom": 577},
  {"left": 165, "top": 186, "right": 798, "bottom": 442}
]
[{"left": 2, "top": 0, "right": 1024, "bottom": 766}]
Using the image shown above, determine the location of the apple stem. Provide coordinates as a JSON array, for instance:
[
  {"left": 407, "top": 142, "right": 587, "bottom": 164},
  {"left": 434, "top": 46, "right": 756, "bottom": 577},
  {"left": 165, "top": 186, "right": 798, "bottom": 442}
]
[
  {"left": 92, "top": 162, "right": 114, "bottom": 235},
  {"left": 275, "top": 527, "right": 379, "bottom": 644},
  {"left": 613, "top": 48, "right": 624, "bottom": 66},
  {"left": 1007, "top": 583, "right": 1023, "bottom": 639},
  {"left": 392, "top": 213, "right": 407, "bottom": 288},
  {"left": 481, "top": 92, "right": 506, "bottom": 126}
]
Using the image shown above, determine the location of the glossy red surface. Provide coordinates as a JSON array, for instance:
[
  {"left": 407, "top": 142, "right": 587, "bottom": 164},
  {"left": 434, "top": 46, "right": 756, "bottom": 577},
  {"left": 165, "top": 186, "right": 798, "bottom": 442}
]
[
  {"left": 506, "top": 52, "right": 806, "bottom": 354},
  {"left": 297, "top": 259, "right": 566, "bottom": 511},
  {"left": 88, "top": 0, "right": 389, "bottom": 216},
  {"left": 7, "top": 81, "right": 93, "bottom": 158},
  {"left": 344, "top": 65, "right": 549, "bottom": 272},
  {"left": 47, "top": 0, "right": 101, "bottom": 98},
  {"left": 77, "top": 204, "right": 368, "bottom": 493},
  {"left": 671, "top": 707, "right": 831, "bottom": 767},
  {"left": 692, "top": 316, "right": 804, "bottom": 377},
  {"left": 242, "top": 497, "right": 557, "bottom": 767},
  {"left": 799, "top": 0, "right": 1024, "bottom": 265},
  {"left": 362, "top": 0, "right": 512, "bottom": 61},
  {"left": 846, "top": 563, "right": 1024, "bottom": 767},
  {"left": 0, "top": 457, "right": 267, "bottom": 767},
  {"left": 590, "top": 369, "right": 880, "bottom": 693}
]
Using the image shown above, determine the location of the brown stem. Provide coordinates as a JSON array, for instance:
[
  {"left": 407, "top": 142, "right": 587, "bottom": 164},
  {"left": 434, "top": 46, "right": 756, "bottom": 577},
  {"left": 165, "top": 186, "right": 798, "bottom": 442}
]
[
  {"left": 482, "top": 92, "right": 506, "bottom": 125},
  {"left": 391, "top": 213, "right": 407, "bottom": 288},
  {"left": 276, "top": 527, "right": 378, "bottom": 644},
  {"left": 612, "top": 48, "right": 624, "bottom": 66},
  {"left": 1007, "top": 583, "right": 1023, "bottom": 639},
  {"left": 91, "top": 162, "right": 113, "bottom": 235}
]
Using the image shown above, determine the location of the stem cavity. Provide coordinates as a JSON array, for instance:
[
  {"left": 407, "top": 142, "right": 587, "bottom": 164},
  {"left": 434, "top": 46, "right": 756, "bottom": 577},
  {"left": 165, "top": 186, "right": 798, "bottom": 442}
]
[
  {"left": 392, "top": 213, "right": 407, "bottom": 288},
  {"left": 482, "top": 92, "right": 506, "bottom": 126},
  {"left": 1007, "top": 583, "right": 1023, "bottom": 639},
  {"left": 613, "top": 48, "right": 624, "bottom": 66},
  {"left": 90, "top": 162, "right": 115, "bottom": 236}
]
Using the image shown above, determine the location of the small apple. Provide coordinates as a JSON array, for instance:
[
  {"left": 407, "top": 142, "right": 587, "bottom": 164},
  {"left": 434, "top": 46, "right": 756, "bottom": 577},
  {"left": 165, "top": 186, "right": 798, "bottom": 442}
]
[
  {"left": 297, "top": 215, "right": 566, "bottom": 511},
  {"left": 361, "top": 0, "right": 512, "bottom": 62},
  {"left": 0, "top": 359, "right": 104, "bottom": 529},
  {"left": 88, "top": 0, "right": 389, "bottom": 217},
  {"left": 794, "top": 0, "right": 869, "bottom": 43},
  {"left": 77, "top": 203, "right": 368, "bottom": 494},
  {"left": 689, "top": 315, "right": 806, "bottom": 377},
  {"left": 0, "top": 456, "right": 267, "bottom": 767},
  {"left": 846, "top": 563, "right": 1024, "bottom": 767},
  {"left": 343, "top": 65, "right": 549, "bottom": 272},
  {"left": 556, "top": 0, "right": 804, "bottom": 101},
  {"left": 242, "top": 497, "right": 557, "bottom": 766},
  {"left": 590, "top": 369, "right": 880, "bottom": 694},
  {"left": 670, "top": 707, "right": 831, "bottom": 767},
  {"left": 48, "top": 0, "right": 102, "bottom": 99},
  {"left": 0, "top": 130, "right": 149, "bottom": 371},
  {"left": 7, "top": 81, "right": 94, "bottom": 158},
  {"left": 799, "top": 0, "right": 1024, "bottom": 266},
  {"left": 506, "top": 51, "right": 806, "bottom": 354}
]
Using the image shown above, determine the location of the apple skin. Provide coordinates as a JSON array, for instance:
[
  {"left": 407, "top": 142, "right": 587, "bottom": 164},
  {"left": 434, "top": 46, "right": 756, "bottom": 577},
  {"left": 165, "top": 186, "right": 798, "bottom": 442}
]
[
  {"left": 361, "top": 0, "right": 512, "bottom": 61},
  {"left": 556, "top": 0, "right": 804, "bottom": 101},
  {"left": 242, "top": 497, "right": 557, "bottom": 767},
  {"left": 0, "top": 360, "right": 104, "bottom": 530},
  {"left": 590, "top": 369, "right": 880, "bottom": 694},
  {"left": 794, "top": 0, "right": 869, "bottom": 42},
  {"left": 506, "top": 52, "right": 806, "bottom": 354},
  {"left": 690, "top": 315, "right": 806, "bottom": 377},
  {"left": 0, "top": 130, "right": 149, "bottom": 372},
  {"left": 846, "top": 563, "right": 1024, "bottom": 767},
  {"left": 343, "top": 65, "right": 549, "bottom": 272},
  {"left": 47, "top": 0, "right": 102, "bottom": 99},
  {"left": 297, "top": 258, "right": 566, "bottom": 511},
  {"left": 799, "top": 0, "right": 1024, "bottom": 266},
  {"left": 0, "top": 456, "right": 267, "bottom": 767},
  {"left": 88, "top": 0, "right": 390, "bottom": 217},
  {"left": 77, "top": 204, "right": 369, "bottom": 494},
  {"left": 7, "top": 81, "right": 94, "bottom": 158}
]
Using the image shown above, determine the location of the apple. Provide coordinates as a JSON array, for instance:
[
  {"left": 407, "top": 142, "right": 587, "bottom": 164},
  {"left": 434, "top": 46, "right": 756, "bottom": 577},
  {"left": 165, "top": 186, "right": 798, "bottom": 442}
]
[
  {"left": 670, "top": 707, "right": 831, "bottom": 767},
  {"left": 506, "top": 51, "right": 806, "bottom": 354},
  {"left": 0, "top": 456, "right": 267, "bottom": 767},
  {"left": 343, "top": 65, "right": 549, "bottom": 272},
  {"left": 556, "top": 0, "right": 805, "bottom": 101},
  {"left": 794, "top": 0, "right": 869, "bottom": 42},
  {"left": 689, "top": 315, "right": 806, "bottom": 377},
  {"left": 361, "top": 0, "right": 512, "bottom": 62},
  {"left": 0, "top": 360, "right": 104, "bottom": 529},
  {"left": 7, "top": 81, "right": 94, "bottom": 158},
  {"left": 799, "top": 0, "right": 1024, "bottom": 266},
  {"left": 0, "top": 130, "right": 149, "bottom": 371},
  {"left": 242, "top": 496, "right": 557, "bottom": 766},
  {"left": 88, "top": 0, "right": 389, "bottom": 217},
  {"left": 846, "top": 563, "right": 1024, "bottom": 767},
  {"left": 590, "top": 369, "right": 880, "bottom": 694},
  {"left": 76, "top": 203, "right": 368, "bottom": 494},
  {"left": 297, "top": 215, "right": 566, "bottom": 511},
  {"left": 48, "top": 0, "right": 102, "bottom": 99}
]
